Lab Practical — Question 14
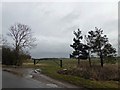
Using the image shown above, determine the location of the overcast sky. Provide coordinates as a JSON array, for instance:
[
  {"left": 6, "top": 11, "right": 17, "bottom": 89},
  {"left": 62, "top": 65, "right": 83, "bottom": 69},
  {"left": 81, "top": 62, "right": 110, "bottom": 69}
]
[{"left": 2, "top": 1, "right": 118, "bottom": 58}]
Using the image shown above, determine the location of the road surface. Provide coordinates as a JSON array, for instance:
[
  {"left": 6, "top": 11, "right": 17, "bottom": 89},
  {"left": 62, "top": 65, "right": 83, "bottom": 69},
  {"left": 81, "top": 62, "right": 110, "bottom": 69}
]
[
  {"left": 0, "top": 67, "right": 2, "bottom": 89},
  {"left": 2, "top": 71, "right": 58, "bottom": 88}
]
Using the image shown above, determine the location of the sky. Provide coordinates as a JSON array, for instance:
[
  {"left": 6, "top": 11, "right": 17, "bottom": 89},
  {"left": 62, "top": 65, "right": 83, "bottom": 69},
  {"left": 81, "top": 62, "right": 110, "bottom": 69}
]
[{"left": 1, "top": 0, "right": 118, "bottom": 58}]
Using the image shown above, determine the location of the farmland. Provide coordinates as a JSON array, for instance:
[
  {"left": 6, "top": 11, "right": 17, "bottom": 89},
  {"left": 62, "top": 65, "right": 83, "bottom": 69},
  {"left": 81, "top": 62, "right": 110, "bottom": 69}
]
[{"left": 22, "top": 58, "right": 120, "bottom": 88}]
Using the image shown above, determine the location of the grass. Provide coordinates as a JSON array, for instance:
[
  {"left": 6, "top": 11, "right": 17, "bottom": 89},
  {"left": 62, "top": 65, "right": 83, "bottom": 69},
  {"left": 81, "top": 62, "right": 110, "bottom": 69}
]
[{"left": 22, "top": 58, "right": 119, "bottom": 88}]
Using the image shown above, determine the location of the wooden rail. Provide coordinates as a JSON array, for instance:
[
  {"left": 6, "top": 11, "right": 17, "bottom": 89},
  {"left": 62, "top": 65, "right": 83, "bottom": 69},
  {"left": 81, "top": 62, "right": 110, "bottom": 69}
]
[{"left": 32, "top": 58, "right": 63, "bottom": 68}]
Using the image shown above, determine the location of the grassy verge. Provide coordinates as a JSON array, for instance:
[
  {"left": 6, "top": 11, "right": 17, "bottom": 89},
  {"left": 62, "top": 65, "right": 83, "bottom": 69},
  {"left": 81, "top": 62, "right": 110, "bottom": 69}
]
[{"left": 22, "top": 59, "right": 119, "bottom": 88}]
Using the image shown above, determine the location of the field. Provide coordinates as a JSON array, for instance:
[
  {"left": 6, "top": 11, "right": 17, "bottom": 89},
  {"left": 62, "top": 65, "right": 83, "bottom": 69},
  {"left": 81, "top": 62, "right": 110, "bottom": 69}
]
[{"left": 22, "top": 58, "right": 120, "bottom": 88}]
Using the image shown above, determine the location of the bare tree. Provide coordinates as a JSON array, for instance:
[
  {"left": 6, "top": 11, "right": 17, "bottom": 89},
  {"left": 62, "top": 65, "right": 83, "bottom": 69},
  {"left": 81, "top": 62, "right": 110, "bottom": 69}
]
[
  {"left": 7, "top": 23, "right": 36, "bottom": 65},
  {"left": 118, "top": 33, "right": 120, "bottom": 56},
  {"left": 0, "top": 35, "right": 8, "bottom": 46}
]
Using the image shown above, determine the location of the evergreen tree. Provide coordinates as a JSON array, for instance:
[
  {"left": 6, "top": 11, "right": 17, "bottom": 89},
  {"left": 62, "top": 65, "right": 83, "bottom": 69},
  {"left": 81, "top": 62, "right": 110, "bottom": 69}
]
[
  {"left": 87, "top": 27, "right": 116, "bottom": 67},
  {"left": 70, "top": 29, "right": 89, "bottom": 65}
]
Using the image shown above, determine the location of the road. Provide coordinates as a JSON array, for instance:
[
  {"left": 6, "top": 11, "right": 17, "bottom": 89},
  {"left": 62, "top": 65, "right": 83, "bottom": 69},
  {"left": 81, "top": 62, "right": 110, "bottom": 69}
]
[
  {"left": 2, "top": 71, "right": 57, "bottom": 88},
  {"left": 0, "top": 67, "right": 2, "bottom": 89}
]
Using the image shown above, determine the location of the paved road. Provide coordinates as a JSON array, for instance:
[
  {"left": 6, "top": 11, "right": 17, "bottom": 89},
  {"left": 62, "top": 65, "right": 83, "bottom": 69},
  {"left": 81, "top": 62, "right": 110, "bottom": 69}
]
[
  {"left": 0, "top": 67, "right": 2, "bottom": 89},
  {"left": 2, "top": 71, "right": 56, "bottom": 88}
]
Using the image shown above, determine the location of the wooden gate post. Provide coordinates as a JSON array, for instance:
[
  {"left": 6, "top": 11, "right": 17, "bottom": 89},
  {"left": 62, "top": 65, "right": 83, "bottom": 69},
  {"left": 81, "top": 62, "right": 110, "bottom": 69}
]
[
  {"left": 34, "top": 59, "right": 36, "bottom": 65},
  {"left": 60, "top": 60, "right": 62, "bottom": 68}
]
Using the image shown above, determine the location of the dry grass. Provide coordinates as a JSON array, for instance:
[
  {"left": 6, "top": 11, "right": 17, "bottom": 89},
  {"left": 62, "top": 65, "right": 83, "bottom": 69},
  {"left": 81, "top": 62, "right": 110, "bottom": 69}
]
[
  {"left": 58, "top": 60, "right": 119, "bottom": 81},
  {"left": 36, "top": 59, "right": 119, "bottom": 88},
  {"left": 4, "top": 58, "right": 118, "bottom": 88}
]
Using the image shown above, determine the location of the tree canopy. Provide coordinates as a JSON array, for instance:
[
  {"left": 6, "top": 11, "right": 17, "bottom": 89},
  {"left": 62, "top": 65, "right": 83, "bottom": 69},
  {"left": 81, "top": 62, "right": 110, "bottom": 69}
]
[
  {"left": 70, "top": 29, "right": 89, "bottom": 64},
  {"left": 70, "top": 27, "right": 116, "bottom": 67}
]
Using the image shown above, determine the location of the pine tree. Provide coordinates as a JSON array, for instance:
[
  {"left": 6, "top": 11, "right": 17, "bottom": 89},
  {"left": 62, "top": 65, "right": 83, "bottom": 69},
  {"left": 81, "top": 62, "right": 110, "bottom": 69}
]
[
  {"left": 87, "top": 27, "right": 116, "bottom": 67},
  {"left": 70, "top": 29, "right": 89, "bottom": 65}
]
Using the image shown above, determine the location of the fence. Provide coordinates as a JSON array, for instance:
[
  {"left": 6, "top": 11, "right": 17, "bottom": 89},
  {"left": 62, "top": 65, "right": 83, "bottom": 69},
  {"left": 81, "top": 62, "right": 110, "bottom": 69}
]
[{"left": 32, "top": 58, "right": 63, "bottom": 68}]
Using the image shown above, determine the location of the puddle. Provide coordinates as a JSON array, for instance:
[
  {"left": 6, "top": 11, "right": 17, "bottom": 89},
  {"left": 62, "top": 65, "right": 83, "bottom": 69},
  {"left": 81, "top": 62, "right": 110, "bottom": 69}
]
[
  {"left": 46, "top": 84, "right": 58, "bottom": 88},
  {"left": 24, "top": 75, "right": 33, "bottom": 78}
]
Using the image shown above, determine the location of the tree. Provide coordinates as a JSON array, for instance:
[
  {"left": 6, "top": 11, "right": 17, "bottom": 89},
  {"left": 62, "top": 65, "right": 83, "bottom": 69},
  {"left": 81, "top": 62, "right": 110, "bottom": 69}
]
[
  {"left": 2, "top": 37, "right": 16, "bottom": 65},
  {"left": 70, "top": 29, "right": 89, "bottom": 65},
  {"left": 102, "top": 43, "right": 116, "bottom": 57},
  {"left": 118, "top": 33, "right": 120, "bottom": 56},
  {"left": 7, "top": 23, "right": 36, "bottom": 66},
  {"left": 85, "top": 35, "right": 93, "bottom": 67},
  {"left": 2, "top": 45, "right": 31, "bottom": 65},
  {"left": 87, "top": 27, "right": 116, "bottom": 67},
  {"left": 102, "top": 43, "right": 116, "bottom": 64}
]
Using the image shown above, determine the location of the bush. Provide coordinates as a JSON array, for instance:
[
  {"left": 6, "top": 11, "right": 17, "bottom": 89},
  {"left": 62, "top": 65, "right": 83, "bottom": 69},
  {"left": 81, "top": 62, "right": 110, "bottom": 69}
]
[
  {"left": 2, "top": 46, "right": 31, "bottom": 66},
  {"left": 58, "top": 63, "right": 119, "bottom": 81},
  {"left": 2, "top": 46, "right": 16, "bottom": 65}
]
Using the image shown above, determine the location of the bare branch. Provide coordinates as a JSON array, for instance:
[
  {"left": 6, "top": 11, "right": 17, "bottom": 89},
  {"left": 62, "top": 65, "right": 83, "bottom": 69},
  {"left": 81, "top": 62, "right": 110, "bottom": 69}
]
[{"left": 7, "top": 23, "right": 36, "bottom": 52}]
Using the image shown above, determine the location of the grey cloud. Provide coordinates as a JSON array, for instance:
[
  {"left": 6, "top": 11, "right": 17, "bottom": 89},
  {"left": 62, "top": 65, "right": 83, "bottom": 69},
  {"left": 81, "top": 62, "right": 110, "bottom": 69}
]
[
  {"left": 60, "top": 9, "right": 81, "bottom": 24},
  {"left": 31, "top": 52, "right": 70, "bottom": 58},
  {"left": 2, "top": 2, "right": 118, "bottom": 58}
]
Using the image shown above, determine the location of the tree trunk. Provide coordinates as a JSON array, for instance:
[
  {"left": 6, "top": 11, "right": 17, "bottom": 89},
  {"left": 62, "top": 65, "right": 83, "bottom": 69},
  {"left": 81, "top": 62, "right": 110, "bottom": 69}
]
[
  {"left": 88, "top": 50, "right": 92, "bottom": 67},
  {"left": 88, "top": 56, "right": 92, "bottom": 67},
  {"left": 78, "top": 58, "right": 80, "bottom": 65},
  {"left": 100, "top": 50, "right": 103, "bottom": 67},
  {"left": 99, "top": 41, "right": 103, "bottom": 67},
  {"left": 15, "top": 46, "right": 20, "bottom": 66}
]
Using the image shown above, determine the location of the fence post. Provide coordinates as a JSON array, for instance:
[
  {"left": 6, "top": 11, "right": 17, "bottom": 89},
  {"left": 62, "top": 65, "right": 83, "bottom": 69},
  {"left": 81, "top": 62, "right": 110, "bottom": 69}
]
[
  {"left": 60, "top": 60, "right": 62, "bottom": 68},
  {"left": 34, "top": 59, "right": 36, "bottom": 65}
]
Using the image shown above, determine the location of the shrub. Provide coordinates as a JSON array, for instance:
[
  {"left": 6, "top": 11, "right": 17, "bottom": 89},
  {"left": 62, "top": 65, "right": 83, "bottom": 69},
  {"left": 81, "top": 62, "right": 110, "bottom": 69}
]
[
  {"left": 2, "top": 46, "right": 31, "bottom": 66},
  {"left": 58, "top": 64, "right": 119, "bottom": 81}
]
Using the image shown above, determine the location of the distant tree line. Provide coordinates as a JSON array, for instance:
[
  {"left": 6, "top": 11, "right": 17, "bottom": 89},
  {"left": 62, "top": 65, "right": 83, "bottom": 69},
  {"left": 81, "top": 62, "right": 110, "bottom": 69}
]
[{"left": 70, "top": 27, "right": 116, "bottom": 67}]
